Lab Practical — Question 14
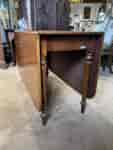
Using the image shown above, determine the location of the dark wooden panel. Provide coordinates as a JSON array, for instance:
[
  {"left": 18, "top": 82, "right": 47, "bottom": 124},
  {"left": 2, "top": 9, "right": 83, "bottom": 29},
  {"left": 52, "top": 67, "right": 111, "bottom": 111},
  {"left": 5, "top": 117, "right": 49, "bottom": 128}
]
[{"left": 48, "top": 51, "right": 85, "bottom": 93}]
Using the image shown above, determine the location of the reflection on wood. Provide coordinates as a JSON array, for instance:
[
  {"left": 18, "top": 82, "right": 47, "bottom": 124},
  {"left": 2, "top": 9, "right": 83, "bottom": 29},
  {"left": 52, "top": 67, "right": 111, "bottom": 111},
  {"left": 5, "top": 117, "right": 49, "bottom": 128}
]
[{"left": 15, "top": 32, "right": 42, "bottom": 111}]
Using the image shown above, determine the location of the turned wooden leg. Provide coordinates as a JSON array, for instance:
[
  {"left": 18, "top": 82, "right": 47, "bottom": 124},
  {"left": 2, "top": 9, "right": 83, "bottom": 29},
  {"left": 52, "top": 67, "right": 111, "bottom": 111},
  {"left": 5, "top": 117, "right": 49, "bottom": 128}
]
[
  {"left": 40, "top": 62, "right": 48, "bottom": 125},
  {"left": 81, "top": 51, "right": 93, "bottom": 114},
  {"left": 40, "top": 39, "right": 48, "bottom": 125}
]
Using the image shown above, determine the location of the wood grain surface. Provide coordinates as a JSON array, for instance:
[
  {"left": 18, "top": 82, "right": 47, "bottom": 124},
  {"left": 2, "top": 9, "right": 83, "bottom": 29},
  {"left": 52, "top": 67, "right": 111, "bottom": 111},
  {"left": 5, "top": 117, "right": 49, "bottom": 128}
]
[{"left": 15, "top": 32, "right": 42, "bottom": 111}]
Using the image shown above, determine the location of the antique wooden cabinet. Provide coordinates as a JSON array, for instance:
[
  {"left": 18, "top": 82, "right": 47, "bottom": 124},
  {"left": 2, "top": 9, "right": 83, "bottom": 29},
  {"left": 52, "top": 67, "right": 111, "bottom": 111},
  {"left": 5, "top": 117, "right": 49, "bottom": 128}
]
[
  {"left": 15, "top": 31, "right": 103, "bottom": 125},
  {"left": 19, "top": 0, "right": 70, "bottom": 30}
]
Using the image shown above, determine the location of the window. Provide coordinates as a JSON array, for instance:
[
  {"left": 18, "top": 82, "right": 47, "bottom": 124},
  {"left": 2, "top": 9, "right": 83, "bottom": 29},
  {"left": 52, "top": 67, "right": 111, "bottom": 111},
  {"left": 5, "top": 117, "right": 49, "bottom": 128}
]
[{"left": 84, "top": 7, "right": 91, "bottom": 19}]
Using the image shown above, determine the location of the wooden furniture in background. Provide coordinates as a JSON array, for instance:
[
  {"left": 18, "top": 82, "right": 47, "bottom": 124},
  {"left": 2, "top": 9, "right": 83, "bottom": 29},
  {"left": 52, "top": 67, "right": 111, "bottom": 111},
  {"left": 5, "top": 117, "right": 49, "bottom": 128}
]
[
  {"left": 15, "top": 31, "right": 103, "bottom": 125},
  {"left": 19, "top": 0, "right": 70, "bottom": 30},
  {"left": 101, "top": 48, "right": 113, "bottom": 73},
  {"left": 0, "top": 34, "right": 8, "bottom": 68}
]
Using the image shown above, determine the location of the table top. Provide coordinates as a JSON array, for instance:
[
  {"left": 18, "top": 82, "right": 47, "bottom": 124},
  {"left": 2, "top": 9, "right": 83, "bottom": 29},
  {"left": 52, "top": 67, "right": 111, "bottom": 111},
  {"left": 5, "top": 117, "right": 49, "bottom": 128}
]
[{"left": 16, "top": 30, "right": 104, "bottom": 36}]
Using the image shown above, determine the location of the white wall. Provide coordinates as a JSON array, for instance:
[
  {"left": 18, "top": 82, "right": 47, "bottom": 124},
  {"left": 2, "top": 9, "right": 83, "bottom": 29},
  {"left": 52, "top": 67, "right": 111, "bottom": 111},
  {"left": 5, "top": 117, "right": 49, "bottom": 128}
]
[{"left": 70, "top": 3, "right": 103, "bottom": 31}]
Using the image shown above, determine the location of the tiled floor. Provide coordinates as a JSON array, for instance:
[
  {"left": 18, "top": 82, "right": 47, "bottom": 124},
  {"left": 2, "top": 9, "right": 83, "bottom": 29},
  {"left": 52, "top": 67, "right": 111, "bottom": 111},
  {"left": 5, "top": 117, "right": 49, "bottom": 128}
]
[{"left": 0, "top": 67, "right": 113, "bottom": 150}]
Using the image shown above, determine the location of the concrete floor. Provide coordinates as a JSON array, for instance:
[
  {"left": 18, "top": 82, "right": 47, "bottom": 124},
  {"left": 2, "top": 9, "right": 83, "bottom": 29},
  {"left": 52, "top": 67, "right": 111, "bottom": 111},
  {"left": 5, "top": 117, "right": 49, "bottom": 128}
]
[{"left": 0, "top": 67, "right": 113, "bottom": 150}]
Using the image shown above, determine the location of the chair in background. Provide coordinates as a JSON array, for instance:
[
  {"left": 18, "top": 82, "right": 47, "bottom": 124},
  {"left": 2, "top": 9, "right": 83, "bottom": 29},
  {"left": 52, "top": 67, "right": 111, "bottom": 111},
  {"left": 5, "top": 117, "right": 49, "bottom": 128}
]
[
  {"left": 0, "top": 32, "right": 9, "bottom": 68},
  {"left": 101, "top": 46, "right": 113, "bottom": 73}
]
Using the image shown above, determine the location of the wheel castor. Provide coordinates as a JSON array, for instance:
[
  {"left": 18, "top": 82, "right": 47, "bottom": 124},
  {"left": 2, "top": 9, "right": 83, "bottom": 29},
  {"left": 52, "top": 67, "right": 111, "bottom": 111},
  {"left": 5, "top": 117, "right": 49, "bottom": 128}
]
[
  {"left": 81, "top": 101, "right": 87, "bottom": 114},
  {"left": 40, "top": 112, "right": 48, "bottom": 126}
]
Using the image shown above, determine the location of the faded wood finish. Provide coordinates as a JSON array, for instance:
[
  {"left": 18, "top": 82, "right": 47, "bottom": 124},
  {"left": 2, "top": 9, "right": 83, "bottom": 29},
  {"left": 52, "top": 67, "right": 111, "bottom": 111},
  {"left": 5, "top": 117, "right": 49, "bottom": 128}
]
[
  {"left": 15, "top": 32, "right": 42, "bottom": 111},
  {"left": 15, "top": 31, "right": 103, "bottom": 121}
]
